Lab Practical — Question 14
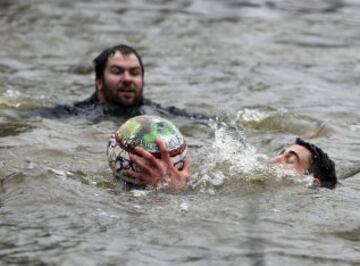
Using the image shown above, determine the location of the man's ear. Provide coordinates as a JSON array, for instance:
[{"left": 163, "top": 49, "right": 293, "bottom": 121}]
[
  {"left": 312, "top": 177, "right": 321, "bottom": 188},
  {"left": 95, "top": 79, "right": 106, "bottom": 103}
]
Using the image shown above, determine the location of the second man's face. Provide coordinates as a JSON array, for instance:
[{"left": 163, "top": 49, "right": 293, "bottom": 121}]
[
  {"left": 270, "top": 144, "right": 312, "bottom": 175},
  {"left": 99, "top": 51, "right": 144, "bottom": 107}
]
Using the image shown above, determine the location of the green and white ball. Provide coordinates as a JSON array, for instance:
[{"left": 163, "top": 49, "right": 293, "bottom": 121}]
[{"left": 107, "top": 115, "right": 187, "bottom": 185}]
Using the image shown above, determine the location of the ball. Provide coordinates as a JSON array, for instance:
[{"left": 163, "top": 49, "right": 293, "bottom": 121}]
[{"left": 106, "top": 115, "right": 187, "bottom": 185}]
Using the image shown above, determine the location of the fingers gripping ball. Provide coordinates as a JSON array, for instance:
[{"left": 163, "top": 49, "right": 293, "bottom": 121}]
[{"left": 106, "top": 115, "right": 187, "bottom": 185}]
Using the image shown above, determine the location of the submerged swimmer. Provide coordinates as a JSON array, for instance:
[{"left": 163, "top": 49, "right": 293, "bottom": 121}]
[
  {"left": 124, "top": 137, "right": 337, "bottom": 191},
  {"left": 270, "top": 138, "right": 337, "bottom": 189}
]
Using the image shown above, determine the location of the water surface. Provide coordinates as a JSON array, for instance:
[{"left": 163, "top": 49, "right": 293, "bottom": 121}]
[{"left": 1, "top": 0, "right": 360, "bottom": 265}]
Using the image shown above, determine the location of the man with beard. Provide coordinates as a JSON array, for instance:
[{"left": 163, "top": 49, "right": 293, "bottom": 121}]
[
  {"left": 125, "top": 137, "right": 337, "bottom": 191},
  {"left": 41, "top": 44, "right": 206, "bottom": 119},
  {"left": 93, "top": 44, "right": 145, "bottom": 109}
]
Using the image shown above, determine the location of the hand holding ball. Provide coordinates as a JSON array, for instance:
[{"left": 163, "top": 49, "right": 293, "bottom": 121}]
[{"left": 107, "top": 115, "right": 188, "bottom": 188}]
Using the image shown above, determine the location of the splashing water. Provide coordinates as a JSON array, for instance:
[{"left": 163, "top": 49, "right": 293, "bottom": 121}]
[{"left": 191, "top": 123, "right": 314, "bottom": 191}]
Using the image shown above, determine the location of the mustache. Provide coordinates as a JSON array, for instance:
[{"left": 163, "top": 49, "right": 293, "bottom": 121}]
[{"left": 117, "top": 86, "right": 135, "bottom": 92}]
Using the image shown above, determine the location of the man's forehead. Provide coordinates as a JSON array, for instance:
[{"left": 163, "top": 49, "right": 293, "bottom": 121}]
[
  {"left": 285, "top": 144, "right": 311, "bottom": 160},
  {"left": 107, "top": 51, "right": 141, "bottom": 66}
]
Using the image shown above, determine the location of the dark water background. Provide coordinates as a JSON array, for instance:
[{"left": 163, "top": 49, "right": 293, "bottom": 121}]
[{"left": 1, "top": 0, "right": 360, "bottom": 265}]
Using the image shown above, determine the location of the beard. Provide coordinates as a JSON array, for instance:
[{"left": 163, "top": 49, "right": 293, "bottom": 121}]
[{"left": 103, "top": 82, "right": 143, "bottom": 107}]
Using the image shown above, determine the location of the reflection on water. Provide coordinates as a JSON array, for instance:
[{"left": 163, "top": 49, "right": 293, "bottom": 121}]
[{"left": 1, "top": 0, "right": 360, "bottom": 265}]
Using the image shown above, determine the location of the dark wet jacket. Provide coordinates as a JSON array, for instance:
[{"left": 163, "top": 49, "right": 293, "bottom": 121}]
[{"left": 36, "top": 93, "right": 208, "bottom": 121}]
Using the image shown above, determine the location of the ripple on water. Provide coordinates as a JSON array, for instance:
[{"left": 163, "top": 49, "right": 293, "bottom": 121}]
[
  {"left": 221, "top": 107, "right": 336, "bottom": 138},
  {"left": 0, "top": 122, "right": 35, "bottom": 137}
]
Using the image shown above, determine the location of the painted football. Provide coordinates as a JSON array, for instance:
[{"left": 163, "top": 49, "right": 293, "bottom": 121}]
[{"left": 106, "top": 115, "right": 187, "bottom": 185}]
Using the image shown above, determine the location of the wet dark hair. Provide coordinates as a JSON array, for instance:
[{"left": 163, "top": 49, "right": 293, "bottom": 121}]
[
  {"left": 295, "top": 138, "right": 337, "bottom": 189},
  {"left": 93, "top": 44, "right": 144, "bottom": 80}
]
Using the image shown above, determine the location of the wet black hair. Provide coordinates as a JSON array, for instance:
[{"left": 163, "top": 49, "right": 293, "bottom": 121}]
[
  {"left": 295, "top": 138, "right": 337, "bottom": 189},
  {"left": 93, "top": 44, "right": 144, "bottom": 80}
]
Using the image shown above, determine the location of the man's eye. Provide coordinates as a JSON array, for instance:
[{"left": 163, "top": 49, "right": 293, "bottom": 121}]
[
  {"left": 111, "top": 68, "right": 123, "bottom": 74},
  {"left": 286, "top": 156, "right": 297, "bottom": 164},
  {"left": 130, "top": 69, "right": 140, "bottom": 76}
]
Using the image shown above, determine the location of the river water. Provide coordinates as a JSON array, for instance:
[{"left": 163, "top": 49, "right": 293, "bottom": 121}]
[{"left": 1, "top": 0, "right": 360, "bottom": 265}]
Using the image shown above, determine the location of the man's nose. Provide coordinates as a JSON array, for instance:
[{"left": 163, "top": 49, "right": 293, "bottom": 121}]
[
  {"left": 122, "top": 71, "right": 132, "bottom": 82},
  {"left": 270, "top": 155, "right": 283, "bottom": 164}
]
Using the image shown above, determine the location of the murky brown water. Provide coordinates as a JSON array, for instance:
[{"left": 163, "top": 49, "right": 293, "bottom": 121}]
[{"left": 1, "top": 0, "right": 360, "bottom": 265}]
